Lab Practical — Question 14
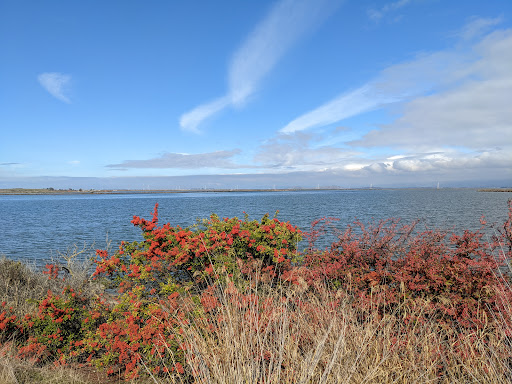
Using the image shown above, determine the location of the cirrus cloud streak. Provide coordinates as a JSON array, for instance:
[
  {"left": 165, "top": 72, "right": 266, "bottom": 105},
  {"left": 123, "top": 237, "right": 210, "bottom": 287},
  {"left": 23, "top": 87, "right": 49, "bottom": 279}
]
[{"left": 180, "top": 0, "right": 341, "bottom": 133}]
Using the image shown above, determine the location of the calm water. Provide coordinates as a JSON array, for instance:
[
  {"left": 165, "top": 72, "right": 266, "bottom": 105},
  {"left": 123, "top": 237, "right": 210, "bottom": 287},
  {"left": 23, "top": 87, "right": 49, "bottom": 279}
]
[{"left": 1, "top": 189, "right": 510, "bottom": 267}]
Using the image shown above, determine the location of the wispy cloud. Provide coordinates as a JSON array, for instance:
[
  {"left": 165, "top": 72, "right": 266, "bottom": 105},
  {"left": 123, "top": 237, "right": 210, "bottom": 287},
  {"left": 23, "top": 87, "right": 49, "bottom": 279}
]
[
  {"left": 180, "top": 0, "right": 340, "bottom": 133},
  {"left": 280, "top": 49, "right": 462, "bottom": 134},
  {"left": 281, "top": 20, "right": 511, "bottom": 137},
  {"left": 458, "top": 16, "right": 503, "bottom": 41},
  {"left": 179, "top": 96, "right": 230, "bottom": 134},
  {"left": 227, "top": 0, "right": 338, "bottom": 107},
  {"left": 37, "top": 72, "right": 72, "bottom": 103},
  {"left": 106, "top": 150, "right": 251, "bottom": 170},
  {"left": 280, "top": 84, "right": 394, "bottom": 134},
  {"left": 367, "top": 0, "right": 411, "bottom": 22}
]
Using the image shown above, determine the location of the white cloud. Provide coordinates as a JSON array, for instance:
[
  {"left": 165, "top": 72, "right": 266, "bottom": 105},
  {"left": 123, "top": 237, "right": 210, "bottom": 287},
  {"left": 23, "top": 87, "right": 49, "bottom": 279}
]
[
  {"left": 179, "top": 96, "right": 230, "bottom": 134},
  {"left": 37, "top": 72, "right": 72, "bottom": 103},
  {"left": 228, "top": 0, "right": 338, "bottom": 106},
  {"left": 106, "top": 150, "right": 251, "bottom": 170},
  {"left": 381, "top": 150, "right": 511, "bottom": 173},
  {"left": 255, "top": 138, "right": 511, "bottom": 182},
  {"left": 280, "top": 84, "right": 395, "bottom": 134},
  {"left": 254, "top": 131, "right": 360, "bottom": 171},
  {"left": 180, "top": 0, "right": 340, "bottom": 132},
  {"left": 353, "top": 29, "right": 512, "bottom": 151}
]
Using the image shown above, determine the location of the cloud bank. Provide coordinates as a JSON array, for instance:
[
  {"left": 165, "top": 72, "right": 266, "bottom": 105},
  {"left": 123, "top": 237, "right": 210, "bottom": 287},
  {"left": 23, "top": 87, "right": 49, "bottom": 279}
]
[
  {"left": 180, "top": 0, "right": 340, "bottom": 133},
  {"left": 37, "top": 72, "right": 72, "bottom": 103}
]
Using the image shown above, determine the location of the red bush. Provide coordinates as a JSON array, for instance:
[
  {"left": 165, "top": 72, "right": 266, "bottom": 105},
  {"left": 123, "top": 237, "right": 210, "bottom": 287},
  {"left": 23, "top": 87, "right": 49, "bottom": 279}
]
[{"left": 302, "top": 209, "right": 512, "bottom": 331}]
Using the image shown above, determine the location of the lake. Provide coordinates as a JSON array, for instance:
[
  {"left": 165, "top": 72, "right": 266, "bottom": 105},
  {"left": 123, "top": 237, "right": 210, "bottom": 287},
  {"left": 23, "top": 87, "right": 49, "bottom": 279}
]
[{"left": 1, "top": 189, "right": 510, "bottom": 267}]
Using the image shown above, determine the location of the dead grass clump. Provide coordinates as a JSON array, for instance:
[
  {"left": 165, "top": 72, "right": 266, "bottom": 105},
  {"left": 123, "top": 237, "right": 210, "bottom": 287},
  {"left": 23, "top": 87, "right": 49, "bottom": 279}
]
[
  {"left": 0, "top": 257, "right": 55, "bottom": 317},
  {"left": 0, "top": 245, "right": 103, "bottom": 318},
  {"left": 0, "top": 353, "right": 90, "bottom": 384}
]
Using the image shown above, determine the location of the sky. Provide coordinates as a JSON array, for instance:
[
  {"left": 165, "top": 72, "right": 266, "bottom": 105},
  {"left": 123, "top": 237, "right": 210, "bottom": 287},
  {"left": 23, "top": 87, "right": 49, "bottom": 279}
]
[{"left": 1, "top": 0, "right": 511, "bottom": 190}]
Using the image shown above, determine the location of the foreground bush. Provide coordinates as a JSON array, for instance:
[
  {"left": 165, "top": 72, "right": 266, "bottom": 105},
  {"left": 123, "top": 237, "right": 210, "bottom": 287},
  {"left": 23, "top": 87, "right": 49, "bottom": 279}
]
[
  {"left": 301, "top": 215, "right": 512, "bottom": 333},
  {"left": 0, "top": 201, "right": 511, "bottom": 382},
  {"left": 93, "top": 204, "right": 301, "bottom": 292}
]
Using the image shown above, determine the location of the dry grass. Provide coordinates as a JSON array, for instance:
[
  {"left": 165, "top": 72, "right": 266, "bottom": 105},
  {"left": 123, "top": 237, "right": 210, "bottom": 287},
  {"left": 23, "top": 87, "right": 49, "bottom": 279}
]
[
  {"left": 168, "top": 277, "right": 511, "bottom": 384},
  {"left": 0, "top": 245, "right": 103, "bottom": 318},
  {"left": 0, "top": 352, "right": 153, "bottom": 384},
  {"left": 0, "top": 353, "right": 91, "bottom": 384}
]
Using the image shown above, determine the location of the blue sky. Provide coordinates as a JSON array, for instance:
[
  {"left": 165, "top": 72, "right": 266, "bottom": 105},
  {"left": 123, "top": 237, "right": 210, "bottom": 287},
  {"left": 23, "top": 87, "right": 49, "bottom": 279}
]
[{"left": 1, "top": 0, "right": 511, "bottom": 189}]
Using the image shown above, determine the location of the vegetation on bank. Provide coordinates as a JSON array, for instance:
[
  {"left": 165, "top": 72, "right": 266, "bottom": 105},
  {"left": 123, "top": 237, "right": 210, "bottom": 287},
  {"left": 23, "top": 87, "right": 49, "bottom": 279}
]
[
  {"left": 0, "top": 188, "right": 95, "bottom": 195},
  {"left": 1, "top": 201, "right": 512, "bottom": 383},
  {"left": 478, "top": 188, "right": 512, "bottom": 192}
]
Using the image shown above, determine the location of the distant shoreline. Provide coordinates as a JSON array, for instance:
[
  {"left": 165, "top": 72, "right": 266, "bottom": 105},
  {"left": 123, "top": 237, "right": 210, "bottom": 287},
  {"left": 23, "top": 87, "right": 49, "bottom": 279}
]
[
  {"left": 1, "top": 188, "right": 364, "bottom": 195},
  {"left": 0, "top": 188, "right": 318, "bottom": 195},
  {"left": 477, "top": 188, "right": 512, "bottom": 192},
  {"left": 1, "top": 187, "right": 511, "bottom": 195}
]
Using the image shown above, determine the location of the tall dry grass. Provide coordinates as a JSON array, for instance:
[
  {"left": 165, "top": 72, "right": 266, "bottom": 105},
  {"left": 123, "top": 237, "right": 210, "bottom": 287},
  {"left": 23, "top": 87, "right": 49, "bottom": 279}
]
[
  {"left": 0, "top": 353, "right": 94, "bottom": 384},
  {"left": 162, "top": 273, "right": 512, "bottom": 383}
]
